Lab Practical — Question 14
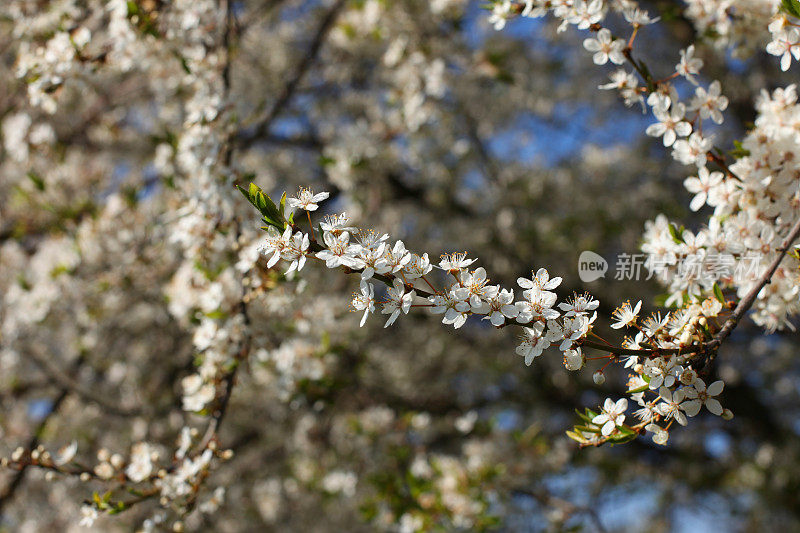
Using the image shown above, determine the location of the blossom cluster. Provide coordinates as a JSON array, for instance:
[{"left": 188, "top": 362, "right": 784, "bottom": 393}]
[
  {"left": 641, "top": 86, "right": 800, "bottom": 331},
  {"left": 4, "top": 0, "right": 799, "bottom": 529},
  {"left": 1, "top": 427, "right": 231, "bottom": 529},
  {"left": 258, "top": 187, "right": 599, "bottom": 369},
  {"left": 481, "top": 0, "right": 800, "bottom": 448},
  {"left": 570, "top": 296, "right": 734, "bottom": 446},
  {"left": 487, "top": 0, "right": 800, "bottom": 331},
  {"left": 684, "top": 0, "right": 779, "bottom": 56},
  {"left": 9, "top": 0, "right": 144, "bottom": 114},
  {"left": 2, "top": 1, "right": 258, "bottom": 528}
]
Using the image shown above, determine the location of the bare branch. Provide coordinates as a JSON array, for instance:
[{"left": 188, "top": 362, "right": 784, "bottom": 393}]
[{"left": 236, "top": 0, "right": 346, "bottom": 147}]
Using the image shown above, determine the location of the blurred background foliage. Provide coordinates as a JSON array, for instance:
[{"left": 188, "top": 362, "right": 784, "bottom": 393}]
[{"left": 1, "top": 0, "right": 799, "bottom": 531}]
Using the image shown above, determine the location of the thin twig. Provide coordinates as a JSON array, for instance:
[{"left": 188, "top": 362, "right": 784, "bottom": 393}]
[
  {"left": 194, "top": 0, "right": 250, "bottom": 456},
  {"left": 26, "top": 349, "right": 143, "bottom": 417},
  {"left": 512, "top": 487, "right": 607, "bottom": 533},
  {"left": 704, "top": 216, "right": 800, "bottom": 351},
  {"left": 303, "top": 214, "right": 800, "bottom": 364},
  {"left": 236, "top": 0, "right": 345, "bottom": 146},
  {"left": 0, "top": 355, "right": 85, "bottom": 513},
  {"left": 580, "top": 217, "right": 800, "bottom": 361}
]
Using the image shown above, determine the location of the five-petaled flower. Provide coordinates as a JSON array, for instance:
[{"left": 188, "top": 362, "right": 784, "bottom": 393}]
[
  {"left": 382, "top": 278, "right": 415, "bottom": 328},
  {"left": 438, "top": 251, "right": 475, "bottom": 272},
  {"left": 351, "top": 281, "right": 376, "bottom": 327},
  {"left": 583, "top": 28, "right": 625, "bottom": 66},
  {"left": 593, "top": 398, "right": 628, "bottom": 436},
  {"left": 287, "top": 187, "right": 330, "bottom": 211},
  {"left": 610, "top": 300, "right": 642, "bottom": 329},
  {"left": 676, "top": 45, "right": 703, "bottom": 84},
  {"left": 515, "top": 322, "right": 551, "bottom": 366},
  {"left": 683, "top": 378, "right": 725, "bottom": 416}
]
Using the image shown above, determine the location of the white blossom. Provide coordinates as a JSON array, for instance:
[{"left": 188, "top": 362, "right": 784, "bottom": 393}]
[
  {"left": 676, "top": 45, "right": 703, "bottom": 84},
  {"left": 592, "top": 398, "right": 628, "bottom": 436},
  {"left": 610, "top": 300, "right": 641, "bottom": 329},
  {"left": 515, "top": 322, "right": 550, "bottom": 365},
  {"left": 683, "top": 378, "right": 725, "bottom": 415},
  {"left": 382, "top": 278, "right": 415, "bottom": 327},
  {"left": 646, "top": 103, "right": 692, "bottom": 147},
  {"left": 287, "top": 187, "right": 330, "bottom": 211},
  {"left": 684, "top": 167, "right": 723, "bottom": 211},
  {"left": 583, "top": 29, "right": 625, "bottom": 66},
  {"left": 351, "top": 281, "right": 376, "bottom": 327}
]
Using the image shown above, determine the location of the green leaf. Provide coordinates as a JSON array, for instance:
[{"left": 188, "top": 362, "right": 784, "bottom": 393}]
[
  {"left": 668, "top": 222, "right": 685, "bottom": 245},
  {"left": 729, "top": 140, "right": 750, "bottom": 158},
  {"left": 17, "top": 274, "right": 31, "bottom": 290},
  {"left": 26, "top": 171, "right": 45, "bottom": 191},
  {"left": 627, "top": 383, "right": 649, "bottom": 394},
  {"left": 616, "top": 425, "right": 636, "bottom": 436},
  {"left": 712, "top": 282, "right": 726, "bottom": 304},
  {"left": 179, "top": 55, "right": 192, "bottom": 74},
  {"left": 237, "top": 182, "right": 285, "bottom": 230},
  {"left": 566, "top": 430, "right": 590, "bottom": 444},
  {"left": 108, "top": 501, "right": 128, "bottom": 515},
  {"left": 318, "top": 155, "right": 336, "bottom": 167},
  {"left": 781, "top": 0, "right": 800, "bottom": 18},
  {"left": 608, "top": 432, "right": 638, "bottom": 444}
]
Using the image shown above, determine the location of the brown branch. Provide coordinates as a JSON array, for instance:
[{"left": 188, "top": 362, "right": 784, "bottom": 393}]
[
  {"left": 194, "top": 0, "right": 250, "bottom": 457},
  {"left": 236, "top": 0, "right": 346, "bottom": 147},
  {"left": 703, "top": 216, "right": 800, "bottom": 351},
  {"left": 26, "top": 349, "right": 143, "bottom": 417},
  {"left": 512, "top": 486, "right": 607, "bottom": 533},
  {"left": 707, "top": 151, "right": 743, "bottom": 182},
  {"left": 0, "top": 354, "right": 85, "bottom": 513},
  {"left": 579, "top": 217, "right": 800, "bottom": 361},
  {"left": 578, "top": 339, "right": 701, "bottom": 357},
  {"left": 302, "top": 211, "right": 800, "bottom": 365}
]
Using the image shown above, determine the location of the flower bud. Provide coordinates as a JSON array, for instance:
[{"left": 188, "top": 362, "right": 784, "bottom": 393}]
[
  {"left": 110, "top": 453, "right": 124, "bottom": 469},
  {"left": 564, "top": 349, "right": 584, "bottom": 371},
  {"left": 646, "top": 423, "right": 669, "bottom": 445},
  {"left": 722, "top": 408, "right": 734, "bottom": 420},
  {"left": 592, "top": 371, "right": 605, "bottom": 385},
  {"left": 653, "top": 429, "right": 669, "bottom": 445}
]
